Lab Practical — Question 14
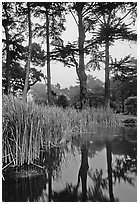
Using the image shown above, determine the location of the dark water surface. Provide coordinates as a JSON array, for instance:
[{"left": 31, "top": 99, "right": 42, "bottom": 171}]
[{"left": 2, "top": 126, "right": 137, "bottom": 202}]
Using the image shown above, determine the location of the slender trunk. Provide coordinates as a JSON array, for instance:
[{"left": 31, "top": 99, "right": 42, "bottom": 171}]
[
  {"left": 4, "top": 26, "right": 10, "bottom": 94},
  {"left": 105, "top": 39, "right": 110, "bottom": 109},
  {"left": 3, "top": 4, "right": 10, "bottom": 95},
  {"left": 77, "top": 4, "right": 87, "bottom": 109},
  {"left": 106, "top": 141, "right": 114, "bottom": 201},
  {"left": 46, "top": 9, "right": 52, "bottom": 106},
  {"left": 23, "top": 2, "right": 32, "bottom": 103}
]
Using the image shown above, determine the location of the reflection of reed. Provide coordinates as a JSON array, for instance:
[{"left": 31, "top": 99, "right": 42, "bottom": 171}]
[
  {"left": 3, "top": 145, "right": 64, "bottom": 202},
  {"left": 2, "top": 173, "right": 47, "bottom": 202}
]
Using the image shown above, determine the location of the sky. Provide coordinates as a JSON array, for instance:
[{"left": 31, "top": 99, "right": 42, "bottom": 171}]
[{"left": 41, "top": 12, "right": 137, "bottom": 88}]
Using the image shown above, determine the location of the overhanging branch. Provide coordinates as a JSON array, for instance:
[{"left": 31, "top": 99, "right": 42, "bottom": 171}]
[{"left": 69, "top": 9, "right": 78, "bottom": 26}]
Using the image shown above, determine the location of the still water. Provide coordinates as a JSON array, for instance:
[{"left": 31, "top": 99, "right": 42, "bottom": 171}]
[{"left": 3, "top": 126, "right": 137, "bottom": 202}]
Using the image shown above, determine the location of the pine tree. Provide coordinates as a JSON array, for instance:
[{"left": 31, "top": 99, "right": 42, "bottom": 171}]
[{"left": 90, "top": 2, "right": 137, "bottom": 108}]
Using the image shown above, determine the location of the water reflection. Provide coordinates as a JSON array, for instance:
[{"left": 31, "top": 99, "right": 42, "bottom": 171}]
[
  {"left": 3, "top": 145, "right": 65, "bottom": 202},
  {"left": 106, "top": 140, "right": 115, "bottom": 201},
  {"left": 52, "top": 141, "right": 89, "bottom": 202},
  {"left": 88, "top": 169, "right": 113, "bottom": 201},
  {"left": 76, "top": 142, "right": 89, "bottom": 201},
  {"left": 2, "top": 126, "right": 137, "bottom": 202},
  {"left": 51, "top": 133, "right": 136, "bottom": 202},
  {"left": 2, "top": 174, "right": 46, "bottom": 202}
]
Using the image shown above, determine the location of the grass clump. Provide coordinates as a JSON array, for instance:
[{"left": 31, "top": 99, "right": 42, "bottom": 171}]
[
  {"left": 2, "top": 95, "right": 121, "bottom": 167},
  {"left": 2, "top": 96, "right": 75, "bottom": 167},
  {"left": 3, "top": 95, "right": 45, "bottom": 166}
]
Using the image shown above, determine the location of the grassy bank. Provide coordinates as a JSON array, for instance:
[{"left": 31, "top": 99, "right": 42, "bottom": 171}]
[{"left": 2, "top": 95, "right": 122, "bottom": 167}]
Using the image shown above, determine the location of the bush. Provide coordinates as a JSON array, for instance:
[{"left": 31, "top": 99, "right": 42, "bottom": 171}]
[
  {"left": 124, "top": 96, "right": 137, "bottom": 115},
  {"left": 56, "top": 95, "right": 69, "bottom": 108}
]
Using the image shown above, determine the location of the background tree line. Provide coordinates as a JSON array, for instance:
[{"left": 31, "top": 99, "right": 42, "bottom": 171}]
[{"left": 2, "top": 2, "right": 137, "bottom": 110}]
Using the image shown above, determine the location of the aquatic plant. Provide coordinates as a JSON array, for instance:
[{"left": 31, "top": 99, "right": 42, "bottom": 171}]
[
  {"left": 2, "top": 96, "right": 74, "bottom": 167},
  {"left": 2, "top": 95, "right": 121, "bottom": 167}
]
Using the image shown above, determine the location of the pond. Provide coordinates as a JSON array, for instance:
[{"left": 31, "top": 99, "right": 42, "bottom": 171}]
[{"left": 2, "top": 126, "right": 137, "bottom": 202}]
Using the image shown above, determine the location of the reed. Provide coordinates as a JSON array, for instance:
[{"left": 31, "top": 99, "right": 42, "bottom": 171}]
[
  {"left": 2, "top": 95, "right": 45, "bottom": 166},
  {"left": 2, "top": 95, "right": 121, "bottom": 167}
]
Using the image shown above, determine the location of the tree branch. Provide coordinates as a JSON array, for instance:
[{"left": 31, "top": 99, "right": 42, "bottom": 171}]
[
  {"left": 69, "top": 9, "right": 78, "bottom": 26},
  {"left": 71, "top": 52, "right": 78, "bottom": 69},
  {"left": 93, "top": 11, "right": 104, "bottom": 25},
  {"left": 29, "top": 79, "right": 38, "bottom": 87},
  {"left": 120, "top": 6, "right": 135, "bottom": 22},
  {"left": 82, "top": 4, "right": 92, "bottom": 17},
  {"left": 84, "top": 39, "right": 98, "bottom": 50}
]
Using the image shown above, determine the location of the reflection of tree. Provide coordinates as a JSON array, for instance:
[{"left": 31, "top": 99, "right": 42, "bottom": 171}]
[
  {"left": 3, "top": 135, "right": 137, "bottom": 202},
  {"left": 76, "top": 142, "right": 89, "bottom": 201},
  {"left": 41, "top": 145, "right": 64, "bottom": 201},
  {"left": 52, "top": 142, "right": 89, "bottom": 202},
  {"left": 51, "top": 138, "right": 136, "bottom": 202},
  {"left": 113, "top": 156, "right": 136, "bottom": 186},
  {"left": 112, "top": 136, "right": 137, "bottom": 186},
  {"left": 106, "top": 139, "right": 137, "bottom": 201},
  {"left": 88, "top": 139, "right": 136, "bottom": 202},
  {"left": 52, "top": 184, "right": 80, "bottom": 202},
  {"left": 106, "top": 140, "right": 114, "bottom": 201},
  {"left": 112, "top": 129, "right": 137, "bottom": 158},
  {"left": 52, "top": 169, "right": 117, "bottom": 202},
  {"left": 88, "top": 169, "right": 111, "bottom": 202}
]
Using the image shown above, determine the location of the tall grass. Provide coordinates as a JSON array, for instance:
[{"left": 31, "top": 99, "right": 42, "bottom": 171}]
[{"left": 2, "top": 95, "right": 121, "bottom": 167}]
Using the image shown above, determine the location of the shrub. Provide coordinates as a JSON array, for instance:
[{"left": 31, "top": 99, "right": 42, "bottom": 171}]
[
  {"left": 124, "top": 96, "right": 137, "bottom": 115},
  {"left": 56, "top": 95, "right": 69, "bottom": 108}
]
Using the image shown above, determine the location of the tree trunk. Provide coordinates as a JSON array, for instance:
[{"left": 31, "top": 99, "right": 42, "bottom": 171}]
[
  {"left": 105, "top": 39, "right": 110, "bottom": 109},
  {"left": 77, "top": 3, "right": 87, "bottom": 109},
  {"left": 3, "top": 4, "right": 10, "bottom": 95},
  {"left": 22, "top": 2, "right": 32, "bottom": 103},
  {"left": 46, "top": 8, "right": 52, "bottom": 106}
]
